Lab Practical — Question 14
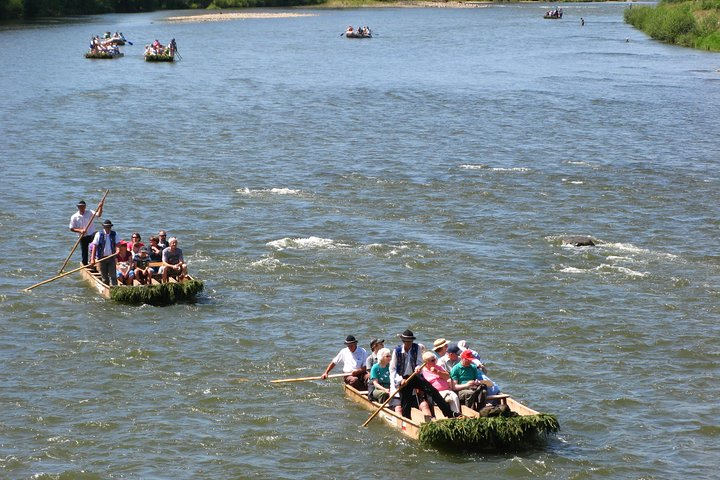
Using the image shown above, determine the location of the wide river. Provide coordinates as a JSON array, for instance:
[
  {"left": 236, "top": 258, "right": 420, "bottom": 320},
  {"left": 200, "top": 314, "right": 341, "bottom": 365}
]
[{"left": 1, "top": 2, "right": 719, "bottom": 478}]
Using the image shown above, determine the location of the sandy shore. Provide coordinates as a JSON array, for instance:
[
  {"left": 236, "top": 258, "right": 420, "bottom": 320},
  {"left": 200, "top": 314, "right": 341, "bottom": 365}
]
[
  {"left": 164, "top": 1, "right": 491, "bottom": 21},
  {"left": 164, "top": 12, "right": 318, "bottom": 22}
]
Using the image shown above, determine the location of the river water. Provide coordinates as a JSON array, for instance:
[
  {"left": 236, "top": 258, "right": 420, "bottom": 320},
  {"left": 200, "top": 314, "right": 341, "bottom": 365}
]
[{"left": 1, "top": 3, "right": 719, "bottom": 478}]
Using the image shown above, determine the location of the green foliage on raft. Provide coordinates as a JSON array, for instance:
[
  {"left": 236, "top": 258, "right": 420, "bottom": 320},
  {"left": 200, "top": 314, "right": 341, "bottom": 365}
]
[
  {"left": 109, "top": 280, "right": 204, "bottom": 306},
  {"left": 419, "top": 414, "right": 560, "bottom": 451},
  {"left": 625, "top": 0, "right": 720, "bottom": 51},
  {"left": 145, "top": 54, "right": 175, "bottom": 62},
  {"left": 85, "top": 51, "right": 122, "bottom": 59}
]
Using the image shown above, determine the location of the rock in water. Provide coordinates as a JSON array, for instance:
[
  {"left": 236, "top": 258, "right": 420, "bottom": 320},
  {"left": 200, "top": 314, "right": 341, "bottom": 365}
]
[{"left": 562, "top": 236, "right": 595, "bottom": 247}]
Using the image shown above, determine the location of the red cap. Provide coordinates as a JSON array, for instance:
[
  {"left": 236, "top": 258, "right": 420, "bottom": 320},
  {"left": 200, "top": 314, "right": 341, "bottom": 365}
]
[{"left": 460, "top": 350, "right": 475, "bottom": 360}]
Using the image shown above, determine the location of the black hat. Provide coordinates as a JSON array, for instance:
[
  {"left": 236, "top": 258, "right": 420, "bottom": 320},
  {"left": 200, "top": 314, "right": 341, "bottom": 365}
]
[
  {"left": 344, "top": 335, "right": 358, "bottom": 345},
  {"left": 102, "top": 219, "right": 113, "bottom": 227},
  {"left": 447, "top": 343, "right": 461, "bottom": 355},
  {"left": 399, "top": 329, "right": 416, "bottom": 341},
  {"left": 370, "top": 338, "right": 384, "bottom": 349},
  {"left": 77, "top": 200, "right": 86, "bottom": 207}
]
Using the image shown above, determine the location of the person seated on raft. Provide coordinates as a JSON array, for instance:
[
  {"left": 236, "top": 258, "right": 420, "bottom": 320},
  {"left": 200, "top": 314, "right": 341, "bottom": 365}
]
[
  {"left": 369, "top": 347, "right": 392, "bottom": 402},
  {"left": 152, "top": 39, "right": 164, "bottom": 54},
  {"left": 345, "top": 26, "right": 354, "bottom": 36},
  {"left": 148, "top": 235, "right": 163, "bottom": 263},
  {"left": 115, "top": 241, "right": 133, "bottom": 286},
  {"left": 450, "top": 350, "right": 499, "bottom": 410},
  {"left": 321, "top": 335, "right": 368, "bottom": 390},
  {"left": 457, "top": 339, "right": 488, "bottom": 374},
  {"left": 457, "top": 340, "right": 501, "bottom": 397},
  {"left": 160, "top": 236, "right": 188, "bottom": 283},
  {"left": 133, "top": 246, "right": 154, "bottom": 285},
  {"left": 366, "top": 338, "right": 384, "bottom": 371},
  {"left": 421, "top": 351, "right": 461, "bottom": 414},
  {"left": 128, "top": 233, "right": 144, "bottom": 257},
  {"left": 438, "top": 342, "right": 461, "bottom": 372}
]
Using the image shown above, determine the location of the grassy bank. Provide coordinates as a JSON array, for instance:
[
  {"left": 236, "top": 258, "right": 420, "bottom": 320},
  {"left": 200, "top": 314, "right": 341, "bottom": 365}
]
[{"left": 624, "top": 0, "right": 720, "bottom": 51}]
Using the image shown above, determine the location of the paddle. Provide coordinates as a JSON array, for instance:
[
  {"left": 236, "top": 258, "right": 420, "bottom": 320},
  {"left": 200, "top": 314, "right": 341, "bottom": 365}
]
[
  {"left": 271, "top": 372, "right": 348, "bottom": 383},
  {"left": 24, "top": 252, "right": 118, "bottom": 292},
  {"left": 59, "top": 189, "right": 109, "bottom": 274},
  {"left": 362, "top": 361, "right": 426, "bottom": 427}
]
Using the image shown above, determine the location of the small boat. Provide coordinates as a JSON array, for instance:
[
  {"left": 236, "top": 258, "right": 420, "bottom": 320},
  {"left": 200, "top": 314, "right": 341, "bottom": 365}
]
[
  {"left": 544, "top": 9, "right": 563, "bottom": 19},
  {"left": 145, "top": 38, "right": 178, "bottom": 62},
  {"left": 100, "top": 32, "right": 128, "bottom": 46},
  {"left": 344, "top": 384, "right": 559, "bottom": 451},
  {"left": 344, "top": 26, "right": 372, "bottom": 38},
  {"left": 79, "top": 263, "right": 203, "bottom": 306},
  {"left": 84, "top": 49, "right": 123, "bottom": 59},
  {"left": 346, "top": 31, "right": 372, "bottom": 38}
]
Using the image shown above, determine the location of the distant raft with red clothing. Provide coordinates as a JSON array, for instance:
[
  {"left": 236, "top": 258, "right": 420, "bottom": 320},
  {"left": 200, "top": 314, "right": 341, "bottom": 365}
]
[{"left": 145, "top": 38, "right": 179, "bottom": 62}]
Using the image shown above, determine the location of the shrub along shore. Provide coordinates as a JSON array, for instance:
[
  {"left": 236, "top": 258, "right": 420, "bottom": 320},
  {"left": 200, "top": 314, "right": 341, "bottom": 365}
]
[{"left": 625, "top": 0, "right": 720, "bottom": 51}]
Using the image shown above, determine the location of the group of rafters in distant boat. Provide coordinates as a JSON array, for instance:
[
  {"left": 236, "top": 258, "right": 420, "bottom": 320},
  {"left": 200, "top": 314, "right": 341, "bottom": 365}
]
[
  {"left": 85, "top": 32, "right": 128, "bottom": 59},
  {"left": 544, "top": 7, "right": 563, "bottom": 19},
  {"left": 344, "top": 25, "right": 372, "bottom": 38},
  {"left": 84, "top": 33, "right": 179, "bottom": 61},
  {"left": 144, "top": 38, "right": 179, "bottom": 62}
]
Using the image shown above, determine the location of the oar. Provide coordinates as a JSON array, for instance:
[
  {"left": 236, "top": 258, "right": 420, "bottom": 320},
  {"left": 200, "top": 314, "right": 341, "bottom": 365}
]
[
  {"left": 271, "top": 372, "right": 347, "bottom": 383},
  {"left": 59, "top": 189, "right": 109, "bottom": 274},
  {"left": 24, "top": 252, "right": 118, "bottom": 292},
  {"left": 362, "top": 362, "right": 426, "bottom": 427}
]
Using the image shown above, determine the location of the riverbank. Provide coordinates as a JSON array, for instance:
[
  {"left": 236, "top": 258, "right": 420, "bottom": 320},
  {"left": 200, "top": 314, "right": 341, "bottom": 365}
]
[
  {"left": 625, "top": 0, "right": 720, "bottom": 51},
  {"left": 163, "top": 2, "right": 488, "bottom": 22},
  {"left": 308, "top": 0, "right": 492, "bottom": 8}
]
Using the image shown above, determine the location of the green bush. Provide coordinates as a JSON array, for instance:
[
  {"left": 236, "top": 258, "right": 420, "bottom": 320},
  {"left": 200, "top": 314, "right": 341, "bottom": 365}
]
[
  {"left": 625, "top": 0, "right": 720, "bottom": 51},
  {"left": 419, "top": 414, "right": 560, "bottom": 452}
]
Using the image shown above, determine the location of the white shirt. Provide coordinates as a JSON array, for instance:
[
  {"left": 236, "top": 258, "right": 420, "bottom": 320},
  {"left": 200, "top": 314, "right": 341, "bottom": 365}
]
[
  {"left": 69, "top": 209, "right": 97, "bottom": 237},
  {"left": 332, "top": 346, "right": 368, "bottom": 374}
]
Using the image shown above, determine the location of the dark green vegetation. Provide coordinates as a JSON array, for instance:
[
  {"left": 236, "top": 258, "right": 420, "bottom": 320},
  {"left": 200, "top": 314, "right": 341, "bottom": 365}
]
[
  {"left": 0, "top": 0, "right": 323, "bottom": 20},
  {"left": 145, "top": 53, "right": 174, "bottom": 61},
  {"left": 109, "top": 279, "right": 204, "bottom": 306},
  {"left": 419, "top": 413, "right": 560, "bottom": 452},
  {"left": 84, "top": 50, "right": 122, "bottom": 58},
  {"left": 625, "top": 0, "right": 720, "bottom": 51}
]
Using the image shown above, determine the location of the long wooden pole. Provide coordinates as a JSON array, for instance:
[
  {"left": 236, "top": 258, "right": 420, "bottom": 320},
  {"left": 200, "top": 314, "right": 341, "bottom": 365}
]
[
  {"left": 362, "top": 362, "right": 427, "bottom": 428},
  {"left": 25, "top": 252, "right": 118, "bottom": 292},
  {"left": 271, "top": 372, "right": 348, "bottom": 383},
  {"left": 59, "top": 190, "right": 109, "bottom": 274}
]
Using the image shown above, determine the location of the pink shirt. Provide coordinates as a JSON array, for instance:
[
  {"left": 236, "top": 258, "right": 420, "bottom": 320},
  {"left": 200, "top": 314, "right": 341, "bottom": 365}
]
[{"left": 422, "top": 365, "right": 451, "bottom": 391}]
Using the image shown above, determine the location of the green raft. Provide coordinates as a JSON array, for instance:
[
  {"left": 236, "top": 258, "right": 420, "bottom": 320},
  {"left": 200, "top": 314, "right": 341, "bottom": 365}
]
[
  {"left": 80, "top": 264, "right": 203, "bottom": 306},
  {"left": 85, "top": 51, "right": 124, "bottom": 59},
  {"left": 145, "top": 53, "right": 175, "bottom": 62},
  {"left": 344, "top": 385, "right": 559, "bottom": 452}
]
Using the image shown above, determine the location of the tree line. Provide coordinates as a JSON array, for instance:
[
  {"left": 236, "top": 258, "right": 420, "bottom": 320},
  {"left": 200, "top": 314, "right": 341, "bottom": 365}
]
[{"left": 0, "top": 0, "right": 324, "bottom": 20}]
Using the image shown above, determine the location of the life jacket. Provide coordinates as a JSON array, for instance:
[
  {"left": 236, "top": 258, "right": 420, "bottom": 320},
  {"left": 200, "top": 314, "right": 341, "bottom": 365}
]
[
  {"left": 96, "top": 231, "right": 116, "bottom": 259},
  {"left": 394, "top": 343, "right": 419, "bottom": 377}
]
